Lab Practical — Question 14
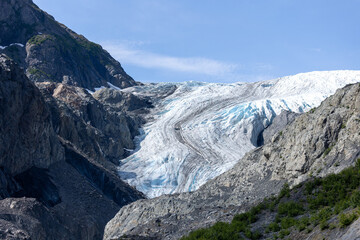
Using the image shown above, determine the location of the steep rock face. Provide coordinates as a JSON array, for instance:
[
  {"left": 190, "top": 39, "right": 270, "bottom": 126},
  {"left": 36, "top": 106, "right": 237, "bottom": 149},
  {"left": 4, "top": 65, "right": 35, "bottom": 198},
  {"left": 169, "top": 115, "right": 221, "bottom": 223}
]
[
  {"left": 0, "top": 55, "right": 145, "bottom": 239},
  {"left": 0, "top": 54, "right": 63, "bottom": 175},
  {"left": 258, "top": 110, "right": 300, "bottom": 145},
  {"left": 36, "top": 82, "right": 143, "bottom": 165},
  {"left": 93, "top": 88, "right": 153, "bottom": 114},
  {"left": 0, "top": 156, "right": 145, "bottom": 240},
  {"left": 0, "top": 0, "right": 136, "bottom": 90},
  {"left": 47, "top": 144, "right": 145, "bottom": 240},
  {"left": 104, "top": 82, "right": 360, "bottom": 240}
]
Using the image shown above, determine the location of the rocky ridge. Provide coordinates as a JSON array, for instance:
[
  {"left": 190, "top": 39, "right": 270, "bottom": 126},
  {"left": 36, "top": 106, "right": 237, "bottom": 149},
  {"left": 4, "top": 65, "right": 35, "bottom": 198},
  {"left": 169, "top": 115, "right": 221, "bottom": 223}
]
[
  {"left": 104, "top": 82, "right": 360, "bottom": 240},
  {"left": 0, "top": 0, "right": 137, "bottom": 90}
]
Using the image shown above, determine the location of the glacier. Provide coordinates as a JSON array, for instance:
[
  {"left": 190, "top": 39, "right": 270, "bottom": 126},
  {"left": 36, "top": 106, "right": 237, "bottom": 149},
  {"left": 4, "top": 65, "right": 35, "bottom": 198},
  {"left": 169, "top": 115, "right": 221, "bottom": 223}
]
[{"left": 117, "top": 70, "right": 360, "bottom": 198}]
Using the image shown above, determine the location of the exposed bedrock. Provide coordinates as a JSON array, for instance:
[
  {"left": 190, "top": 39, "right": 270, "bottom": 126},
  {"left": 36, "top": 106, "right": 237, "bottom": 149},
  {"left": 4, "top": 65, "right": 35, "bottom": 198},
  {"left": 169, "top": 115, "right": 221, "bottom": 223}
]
[
  {"left": 36, "top": 82, "right": 147, "bottom": 165},
  {"left": 0, "top": 54, "right": 63, "bottom": 175},
  {"left": 0, "top": 54, "right": 145, "bottom": 239},
  {"left": 257, "top": 110, "right": 300, "bottom": 146}
]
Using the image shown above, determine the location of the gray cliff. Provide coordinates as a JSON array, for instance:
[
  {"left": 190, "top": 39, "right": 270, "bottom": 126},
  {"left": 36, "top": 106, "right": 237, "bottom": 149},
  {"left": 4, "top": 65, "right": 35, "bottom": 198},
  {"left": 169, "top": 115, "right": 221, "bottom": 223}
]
[
  {"left": 36, "top": 82, "right": 147, "bottom": 165},
  {"left": 0, "top": 55, "right": 145, "bottom": 239},
  {"left": 0, "top": 53, "right": 63, "bottom": 187},
  {"left": 259, "top": 109, "right": 300, "bottom": 145}
]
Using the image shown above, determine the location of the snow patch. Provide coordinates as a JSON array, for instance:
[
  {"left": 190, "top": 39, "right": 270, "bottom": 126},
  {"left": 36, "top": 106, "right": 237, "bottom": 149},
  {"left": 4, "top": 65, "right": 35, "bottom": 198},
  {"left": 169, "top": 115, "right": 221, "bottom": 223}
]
[
  {"left": 11, "top": 43, "right": 24, "bottom": 48},
  {"left": 124, "top": 148, "right": 135, "bottom": 152},
  {"left": 94, "top": 86, "right": 106, "bottom": 92},
  {"left": 0, "top": 43, "right": 25, "bottom": 49},
  {"left": 86, "top": 89, "right": 94, "bottom": 94},
  {"left": 107, "top": 82, "right": 121, "bottom": 90}
]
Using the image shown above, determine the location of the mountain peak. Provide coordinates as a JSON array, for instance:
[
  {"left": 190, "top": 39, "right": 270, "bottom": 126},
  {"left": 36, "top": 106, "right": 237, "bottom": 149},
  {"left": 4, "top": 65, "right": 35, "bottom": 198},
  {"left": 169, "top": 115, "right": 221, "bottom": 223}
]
[{"left": 0, "top": 0, "right": 137, "bottom": 90}]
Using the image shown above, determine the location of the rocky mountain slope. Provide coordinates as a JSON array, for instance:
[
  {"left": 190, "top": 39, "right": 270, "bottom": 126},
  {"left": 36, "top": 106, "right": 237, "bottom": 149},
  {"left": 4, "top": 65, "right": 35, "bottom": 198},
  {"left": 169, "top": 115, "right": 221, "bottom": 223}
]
[
  {"left": 181, "top": 160, "right": 360, "bottom": 240},
  {"left": 104, "top": 82, "right": 360, "bottom": 239},
  {"left": 0, "top": 54, "right": 145, "bottom": 239},
  {"left": 0, "top": 0, "right": 137, "bottom": 90},
  {"left": 259, "top": 109, "right": 300, "bottom": 145},
  {"left": 0, "top": 0, "right": 155, "bottom": 238},
  {"left": 0, "top": 54, "right": 63, "bottom": 176},
  {"left": 117, "top": 71, "right": 360, "bottom": 198},
  {"left": 35, "top": 82, "right": 149, "bottom": 166}
]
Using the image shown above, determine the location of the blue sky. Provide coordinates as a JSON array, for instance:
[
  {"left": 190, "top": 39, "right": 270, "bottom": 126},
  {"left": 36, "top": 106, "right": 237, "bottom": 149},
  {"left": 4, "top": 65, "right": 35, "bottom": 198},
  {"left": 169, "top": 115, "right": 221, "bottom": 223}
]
[{"left": 33, "top": 0, "right": 360, "bottom": 83}]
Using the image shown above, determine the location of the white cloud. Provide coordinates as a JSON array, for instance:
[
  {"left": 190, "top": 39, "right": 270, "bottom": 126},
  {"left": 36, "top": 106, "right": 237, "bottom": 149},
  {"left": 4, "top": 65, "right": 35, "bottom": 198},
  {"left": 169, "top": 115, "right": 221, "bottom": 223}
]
[{"left": 102, "top": 42, "right": 238, "bottom": 77}]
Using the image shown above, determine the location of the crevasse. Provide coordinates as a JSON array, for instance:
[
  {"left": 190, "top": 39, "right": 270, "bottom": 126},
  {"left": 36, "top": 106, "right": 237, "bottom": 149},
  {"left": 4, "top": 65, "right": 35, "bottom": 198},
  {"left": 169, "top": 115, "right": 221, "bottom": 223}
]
[{"left": 117, "top": 70, "right": 360, "bottom": 198}]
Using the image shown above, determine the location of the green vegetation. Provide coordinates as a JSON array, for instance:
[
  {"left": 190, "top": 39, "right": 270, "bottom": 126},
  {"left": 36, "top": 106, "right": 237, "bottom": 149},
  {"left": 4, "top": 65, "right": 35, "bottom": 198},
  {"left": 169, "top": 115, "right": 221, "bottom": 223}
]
[
  {"left": 339, "top": 212, "right": 358, "bottom": 227},
  {"left": 52, "top": 34, "right": 113, "bottom": 70},
  {"left": 181, "top": 159, "right": 360, "bottom": 240},
  {"left": 27, "top": 31, "right": 115, "bottom": 83},
  {"left": 78, "top": 39, "right": 103, "bottom": 56},
  {"left": 181, "top": 204, "right": 265, "bottom": 240},
  {"left": 278, "top": 201, "right": 304, "bottom": 217},
  {"left": 266, "top": 222, "right": 280, "bottom": 233},
  {"left": 28, "top": 34, "right": 53, "bottom": 45},
  {"left": 278, "top": 229, "right": 290, "bottom": 238},
  {"left": 28, "top": 68, "right": 53, "bottom": 79},
  {"left": 278, "top": 183, "right": 290, "bottom": 199},
  {"left": 323, "top": 146, "right": 332, "bottom": 156}
]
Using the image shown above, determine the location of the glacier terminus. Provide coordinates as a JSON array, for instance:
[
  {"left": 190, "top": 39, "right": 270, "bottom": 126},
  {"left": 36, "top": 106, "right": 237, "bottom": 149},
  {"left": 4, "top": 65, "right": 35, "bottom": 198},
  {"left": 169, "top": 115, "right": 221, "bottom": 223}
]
[{"left": 116, "top": 71, "right": 360, "bottom": 198}]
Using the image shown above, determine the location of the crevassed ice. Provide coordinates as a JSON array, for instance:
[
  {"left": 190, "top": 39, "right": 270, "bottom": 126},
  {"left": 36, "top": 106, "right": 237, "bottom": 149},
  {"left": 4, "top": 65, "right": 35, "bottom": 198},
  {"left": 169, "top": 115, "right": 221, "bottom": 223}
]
[{"left": 118, "top": 70, "right": 360, "bottom": 198}]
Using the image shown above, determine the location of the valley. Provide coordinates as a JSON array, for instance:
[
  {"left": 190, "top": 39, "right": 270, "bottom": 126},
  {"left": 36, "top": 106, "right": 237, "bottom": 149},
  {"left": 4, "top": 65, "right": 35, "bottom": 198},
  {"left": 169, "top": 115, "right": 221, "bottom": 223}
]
[{"left": 1, "top": 1, "right": 360, "bottom": 240}]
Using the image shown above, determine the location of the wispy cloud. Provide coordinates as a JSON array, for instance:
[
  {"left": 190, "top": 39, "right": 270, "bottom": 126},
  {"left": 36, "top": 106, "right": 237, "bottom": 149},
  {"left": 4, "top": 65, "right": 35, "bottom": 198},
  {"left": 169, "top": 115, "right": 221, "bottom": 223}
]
[{"left": 102, "top": 42, "right": 238, "bottom": 77}]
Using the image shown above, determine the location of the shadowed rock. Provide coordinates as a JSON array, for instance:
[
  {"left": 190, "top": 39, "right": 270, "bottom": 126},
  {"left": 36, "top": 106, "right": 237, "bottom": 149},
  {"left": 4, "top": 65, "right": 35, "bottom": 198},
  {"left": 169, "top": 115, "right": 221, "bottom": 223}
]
[
  {"left": 257, "top": 110, "right": 300, "bottom": 146},
  {"left": 0, "top": 54, "right": 145, "bottom": 240},
  {"left": 0, "top": 54, "right": 63, "bottom": 176}
]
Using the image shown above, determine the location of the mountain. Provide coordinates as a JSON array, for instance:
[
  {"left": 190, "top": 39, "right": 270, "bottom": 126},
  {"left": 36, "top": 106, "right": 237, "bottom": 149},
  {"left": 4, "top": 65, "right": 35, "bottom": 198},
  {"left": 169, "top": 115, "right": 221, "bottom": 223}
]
[
  {"left": 0, "top": 54, "right": 147, "bottom": 240},
  {"left": 0, "top": 0, "right": 157, "bottom": 238},
  {"left": 0, "top": 0, "right": 137, "bottom": 90},
  {"left": 2, "top": 1, "right": 360, "bottom": 239},
  {"left": 117, "top": 71, "right": 360, "bottom": 198},
  {"left": 104, "top": 80, "right": 360, "bottom": 239}
]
